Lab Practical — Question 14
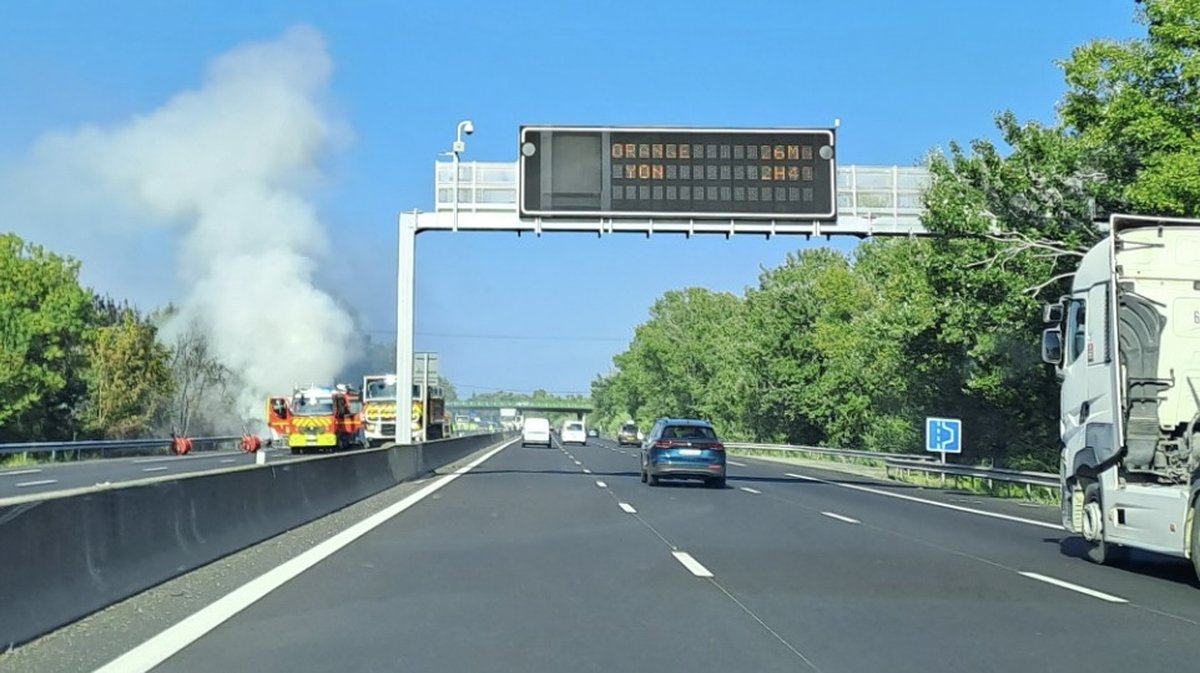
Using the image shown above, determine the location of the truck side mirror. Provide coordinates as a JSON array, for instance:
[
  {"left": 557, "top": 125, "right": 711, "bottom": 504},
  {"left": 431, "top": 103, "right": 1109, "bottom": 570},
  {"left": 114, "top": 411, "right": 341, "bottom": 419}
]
[
  {"left": 1043, "top": 302, "right": 1065, "bottom": 324},
  {"left": 1041, "top": 328, "right": 1063, "bottom": 365}
]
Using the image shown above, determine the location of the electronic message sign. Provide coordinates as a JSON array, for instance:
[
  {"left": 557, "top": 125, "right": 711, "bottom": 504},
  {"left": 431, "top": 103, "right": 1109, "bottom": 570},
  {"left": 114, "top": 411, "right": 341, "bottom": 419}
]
[{"left": 519, "top": 126, "right": 836, "bottom": 220}]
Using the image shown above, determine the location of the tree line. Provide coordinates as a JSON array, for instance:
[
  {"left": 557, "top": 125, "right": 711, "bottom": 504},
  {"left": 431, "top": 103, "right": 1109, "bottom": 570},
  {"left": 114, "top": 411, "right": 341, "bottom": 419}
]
[
  {"left": 591, "top": 0, "right": 1200, "bottom": 469},
  {"left": 0, "top": 234, "right": 238, "bottom": 442}
]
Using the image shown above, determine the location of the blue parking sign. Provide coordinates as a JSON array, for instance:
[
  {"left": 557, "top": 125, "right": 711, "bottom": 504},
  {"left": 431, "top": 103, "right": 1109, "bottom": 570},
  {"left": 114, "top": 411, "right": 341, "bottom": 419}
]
[{"left": 925, "top": 417, "right": 962, "bottom": 454}]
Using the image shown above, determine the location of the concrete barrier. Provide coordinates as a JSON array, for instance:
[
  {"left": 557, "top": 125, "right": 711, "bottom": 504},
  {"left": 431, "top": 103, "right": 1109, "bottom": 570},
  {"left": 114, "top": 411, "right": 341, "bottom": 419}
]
[{"left": 0, "top": 432, "right": 514, "bottom": 649}]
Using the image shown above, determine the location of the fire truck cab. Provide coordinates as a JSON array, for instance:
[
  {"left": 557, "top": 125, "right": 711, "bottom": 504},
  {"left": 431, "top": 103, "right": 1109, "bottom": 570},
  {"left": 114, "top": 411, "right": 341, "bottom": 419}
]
[{"left": 286, "top": 385, "right": 366, "bottom": 454}]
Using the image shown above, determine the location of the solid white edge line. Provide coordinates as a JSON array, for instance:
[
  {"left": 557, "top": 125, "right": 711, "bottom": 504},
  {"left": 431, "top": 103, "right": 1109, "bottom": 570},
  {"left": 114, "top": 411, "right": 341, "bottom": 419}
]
[
  {"left": 15, "top": 479, "right": 57, "bottom": 488},
  {"left": 820, "top": 511, "right": 861, "bottom": 525},
  {"left": 141, "top": 467, "right": 169, "bottom": 473},
  {"left": 0, "top": 468, "right": 43, "bottom": 477},
  {"left": 727, "top": 460, "right": 747, "bottom": 467},
  {"left": 671, "top": 551, "right": 714, "bottom": 578},
  {"left": 595, "top": 480, "right": 607, "bottom": 488},
  {"left": 619, "top": 502, "right": 637, "bottom": 514},
  {"left": 1018, "top": 571, "right": 1128, "bottom": 603},
  {"left": 93, "top": 437, "right": 518, "bottom": 673},
  {"left": 782, "top": 470, "right": 1059, "bottom": 530},
  {"left": 739, "top": 487, "right": 761, "bottom": 494}
]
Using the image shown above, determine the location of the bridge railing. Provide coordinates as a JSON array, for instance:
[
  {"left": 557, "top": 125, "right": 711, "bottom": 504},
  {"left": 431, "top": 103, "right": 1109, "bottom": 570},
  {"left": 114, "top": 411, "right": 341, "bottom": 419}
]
[{"left": 432, "top": 161, "right": 930, "bottom": 231}]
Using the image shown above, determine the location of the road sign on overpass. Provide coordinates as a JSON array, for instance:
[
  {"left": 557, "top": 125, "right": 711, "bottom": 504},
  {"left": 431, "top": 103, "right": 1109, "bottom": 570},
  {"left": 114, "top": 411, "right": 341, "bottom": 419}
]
[{"left": 519, "top": 126, "right": 837, "bottom": 221}]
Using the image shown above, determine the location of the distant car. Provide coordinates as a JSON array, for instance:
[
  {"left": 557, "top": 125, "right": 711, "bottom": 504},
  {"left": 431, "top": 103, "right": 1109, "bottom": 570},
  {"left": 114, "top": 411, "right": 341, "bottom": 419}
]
[
  {"left": 640, "top": 418, "right": 725, "bottom": 488},
  {"left": 617, "top": 422, "right": 640, "bottom": 447},
  {"left": 587, "top": 428, "right": 599, "bottom": 438},
  {"left": 521, "top": 417, "right": 552, "bottom": 448},
  {"left": 561, "top": 421, "right": 587, "bottom": 445}
]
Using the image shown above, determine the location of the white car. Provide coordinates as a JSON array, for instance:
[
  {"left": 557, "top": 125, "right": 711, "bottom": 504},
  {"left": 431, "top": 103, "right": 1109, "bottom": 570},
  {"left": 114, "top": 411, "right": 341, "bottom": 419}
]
[
  {"left": 561, "top": 421, "right": 587, "bottom": 445},
  {"left": 521, "top": 417, "right": 552, "bottom": 448}
]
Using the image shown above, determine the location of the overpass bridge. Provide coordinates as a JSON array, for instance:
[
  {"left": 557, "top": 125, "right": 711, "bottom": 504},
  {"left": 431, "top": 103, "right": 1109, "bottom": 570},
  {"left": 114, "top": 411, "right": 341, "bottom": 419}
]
[{"left": 447, "top": 399, "right": 594, "bottom": 415}]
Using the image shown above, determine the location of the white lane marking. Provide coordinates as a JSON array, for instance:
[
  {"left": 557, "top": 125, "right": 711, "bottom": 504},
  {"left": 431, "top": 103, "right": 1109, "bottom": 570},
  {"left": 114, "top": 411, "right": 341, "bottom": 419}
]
[
  {"left": 573, "top": 460, "right": 581, "bottom": 465},
  {"left": 1018, "top": 571, "right": 1128, "bottom": 603},
  {"left": 672, "top": 551, "right": 714, "bottom": 578},
  {"left": 142, "top": 467, "right": 169, "bottom": 473},
  {"left": 16, "top": 479, "right": 57, "bottom": 488},
  {"left": 94, "top": 437, "right": 517, "bottom": 673},
  {"left": 739, "top": 487, "right": 761, "bottom": 495},
  {"left": 727, "top": 460, "right": 746, "bottom": 467},
  {"left": 595, "top": 480, "right": 608, "bottom": 488},
  {"left": 132, "top": 454, "right": 221, "bottom": 464},
  {"left": 0, "top": 468, "right": 43, "bottom": 477},
  {"left": 219, "top": 459, "right": 237, "bottom": 464},
  {"left": 820, "top": 511, "right": 861, "bottom": 525},
  {"left": 781, "top": 471, "right": 1059, "bottom": 530},
  {"left": 582, "top": 469, "right": 591, "bottom": 474},
  {"left": 619, "top": 502, "right": 637, "bottom": 514}
]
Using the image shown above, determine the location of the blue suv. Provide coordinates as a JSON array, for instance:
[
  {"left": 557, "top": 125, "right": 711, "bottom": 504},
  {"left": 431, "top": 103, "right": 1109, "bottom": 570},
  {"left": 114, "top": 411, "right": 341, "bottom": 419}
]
[{"left": 640, "top": 418, "right": 726, "bottom": 488}]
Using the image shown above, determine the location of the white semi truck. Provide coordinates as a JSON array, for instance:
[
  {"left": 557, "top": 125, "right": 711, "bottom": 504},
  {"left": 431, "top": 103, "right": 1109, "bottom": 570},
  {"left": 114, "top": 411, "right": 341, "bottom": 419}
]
[{"left": 1042, "top": 214, "right": 1200, "bottom": 576}]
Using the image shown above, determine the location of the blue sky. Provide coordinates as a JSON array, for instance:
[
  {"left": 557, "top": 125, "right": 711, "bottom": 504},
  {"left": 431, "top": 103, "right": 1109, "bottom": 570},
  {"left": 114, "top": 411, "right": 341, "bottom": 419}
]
[{"left": 0, "top": 1, "right": 1143, "bottom": 397}]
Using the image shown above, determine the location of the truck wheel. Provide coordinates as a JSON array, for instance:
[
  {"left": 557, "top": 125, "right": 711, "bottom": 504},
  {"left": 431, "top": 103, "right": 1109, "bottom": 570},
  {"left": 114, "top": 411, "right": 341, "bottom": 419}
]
[{"left": 1082, "top": 483, "right": 1124, "bottom": 566}]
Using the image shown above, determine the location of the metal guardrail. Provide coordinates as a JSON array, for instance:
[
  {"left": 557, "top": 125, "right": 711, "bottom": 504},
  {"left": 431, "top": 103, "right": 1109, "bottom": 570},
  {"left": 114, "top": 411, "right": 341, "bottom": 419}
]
[
  {"left": 724, "top": 442, "right": 938, "bottom": 463},
  {"left": 724, "top": 442, "right": 1058, "bottom": 495},
  {"left": 0, "top": 436, "right": 242, "bottom": 460},
  {"left": 884, "top": 459, "right": 1059, "bottom": 494}
]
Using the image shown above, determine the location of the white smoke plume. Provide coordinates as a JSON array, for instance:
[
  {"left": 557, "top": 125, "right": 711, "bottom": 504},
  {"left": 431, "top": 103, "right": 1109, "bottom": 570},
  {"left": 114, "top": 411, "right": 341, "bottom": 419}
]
[{"left": 1, "top": 26, "right": 356, "bottom": 423}]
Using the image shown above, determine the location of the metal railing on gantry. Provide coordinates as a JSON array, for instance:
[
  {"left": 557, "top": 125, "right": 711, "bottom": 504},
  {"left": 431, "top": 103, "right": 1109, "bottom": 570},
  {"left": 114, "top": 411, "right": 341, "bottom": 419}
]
[{"left": 425, "top": 161, "right": 931, "bottom": 237}]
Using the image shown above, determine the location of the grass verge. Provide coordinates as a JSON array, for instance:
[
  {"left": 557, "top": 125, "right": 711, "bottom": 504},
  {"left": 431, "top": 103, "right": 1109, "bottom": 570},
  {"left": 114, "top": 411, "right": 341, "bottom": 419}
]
[
  {"left": 0, "top": 452, "right": 52, "bottom": 469},
  {"left": 729, "top": 447, "right": 1058, "bottom": 505}
]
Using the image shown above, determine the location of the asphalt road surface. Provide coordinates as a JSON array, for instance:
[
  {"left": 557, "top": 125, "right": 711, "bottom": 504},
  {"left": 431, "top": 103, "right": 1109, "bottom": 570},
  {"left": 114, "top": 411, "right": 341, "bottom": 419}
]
[
  {"left": 68, "top": 437, "right": 1200, "bottom": 671},
  {"left": 0, "top": 447, "right": 308, "bottom": 499}
]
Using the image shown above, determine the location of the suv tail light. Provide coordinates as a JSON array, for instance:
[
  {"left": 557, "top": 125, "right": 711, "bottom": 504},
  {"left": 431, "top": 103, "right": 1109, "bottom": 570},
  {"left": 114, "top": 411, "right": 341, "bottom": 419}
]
[
  {"left": 654, "top": 440, "right": 675, "bottom": 449},
  {"left": 711, "top": 443, "right": 725, "bottom": 451}
]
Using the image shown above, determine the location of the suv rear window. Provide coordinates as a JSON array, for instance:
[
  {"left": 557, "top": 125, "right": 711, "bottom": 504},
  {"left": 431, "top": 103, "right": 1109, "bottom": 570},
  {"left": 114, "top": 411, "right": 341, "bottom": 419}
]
[
  {"left": 567, "top": 423, "right": 583, "bottom": 431},
  {"left": 662, "top": 425, "right": 717, "bottom": 440},
  {"left": 621, "top": 424, "right": 638, "bottom": 433}
]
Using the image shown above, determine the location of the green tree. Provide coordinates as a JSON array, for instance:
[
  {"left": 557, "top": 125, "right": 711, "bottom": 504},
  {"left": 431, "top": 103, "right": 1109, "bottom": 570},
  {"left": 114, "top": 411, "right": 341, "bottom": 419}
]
[
  {"left": 81, "top": 311, "right": 175, "bottom": 438},
  {"left": 1061, "top": 0, "right": 1200, "bottom": 216},
  {"left": 910, "top": 0, "right": 1200, "bottom": 467},
  {"left": 741, "top": 249, "right": 848, "bottom": 445},
  {"left": 0, "top": 234, "right": 94, "bottom": 441},
  {"left": 610, "top": 288, "right": 747, "bottom": 436}
]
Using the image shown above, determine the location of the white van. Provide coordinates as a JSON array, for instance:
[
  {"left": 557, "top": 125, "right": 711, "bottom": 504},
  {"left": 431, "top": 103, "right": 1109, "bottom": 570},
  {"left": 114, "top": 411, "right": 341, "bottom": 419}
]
[
  {"left": 521, "top": 417, "right": 552, "bottom": 448},
  {"left": 561, "top": 420, "right": 587, "bottom": 445}
]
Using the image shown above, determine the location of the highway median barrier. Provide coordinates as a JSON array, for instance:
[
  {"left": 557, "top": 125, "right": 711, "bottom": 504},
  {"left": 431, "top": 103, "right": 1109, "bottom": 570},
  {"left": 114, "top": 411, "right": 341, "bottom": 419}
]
[{"left": 0, "top": 431, "right": 516, "bottom": 650}]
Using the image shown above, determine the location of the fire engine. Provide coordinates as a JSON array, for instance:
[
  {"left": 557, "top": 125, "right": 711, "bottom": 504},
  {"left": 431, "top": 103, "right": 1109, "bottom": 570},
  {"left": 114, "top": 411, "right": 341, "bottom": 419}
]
[
  {"left": 362, "top": 373, "right": 447, "bottom": 443},
  {"left": 267, "top": 384, "right": 366, "bottom": 454}
]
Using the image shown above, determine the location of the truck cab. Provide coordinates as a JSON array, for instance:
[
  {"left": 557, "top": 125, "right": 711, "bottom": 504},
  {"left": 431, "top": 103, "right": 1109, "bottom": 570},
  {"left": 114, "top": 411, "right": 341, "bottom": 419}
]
[
  {"left": 1043, "top": 214, "right": 1200, "bottom": 574},
  {"left": 288, "top": 386, "right": 366, "bottom": 454}
]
